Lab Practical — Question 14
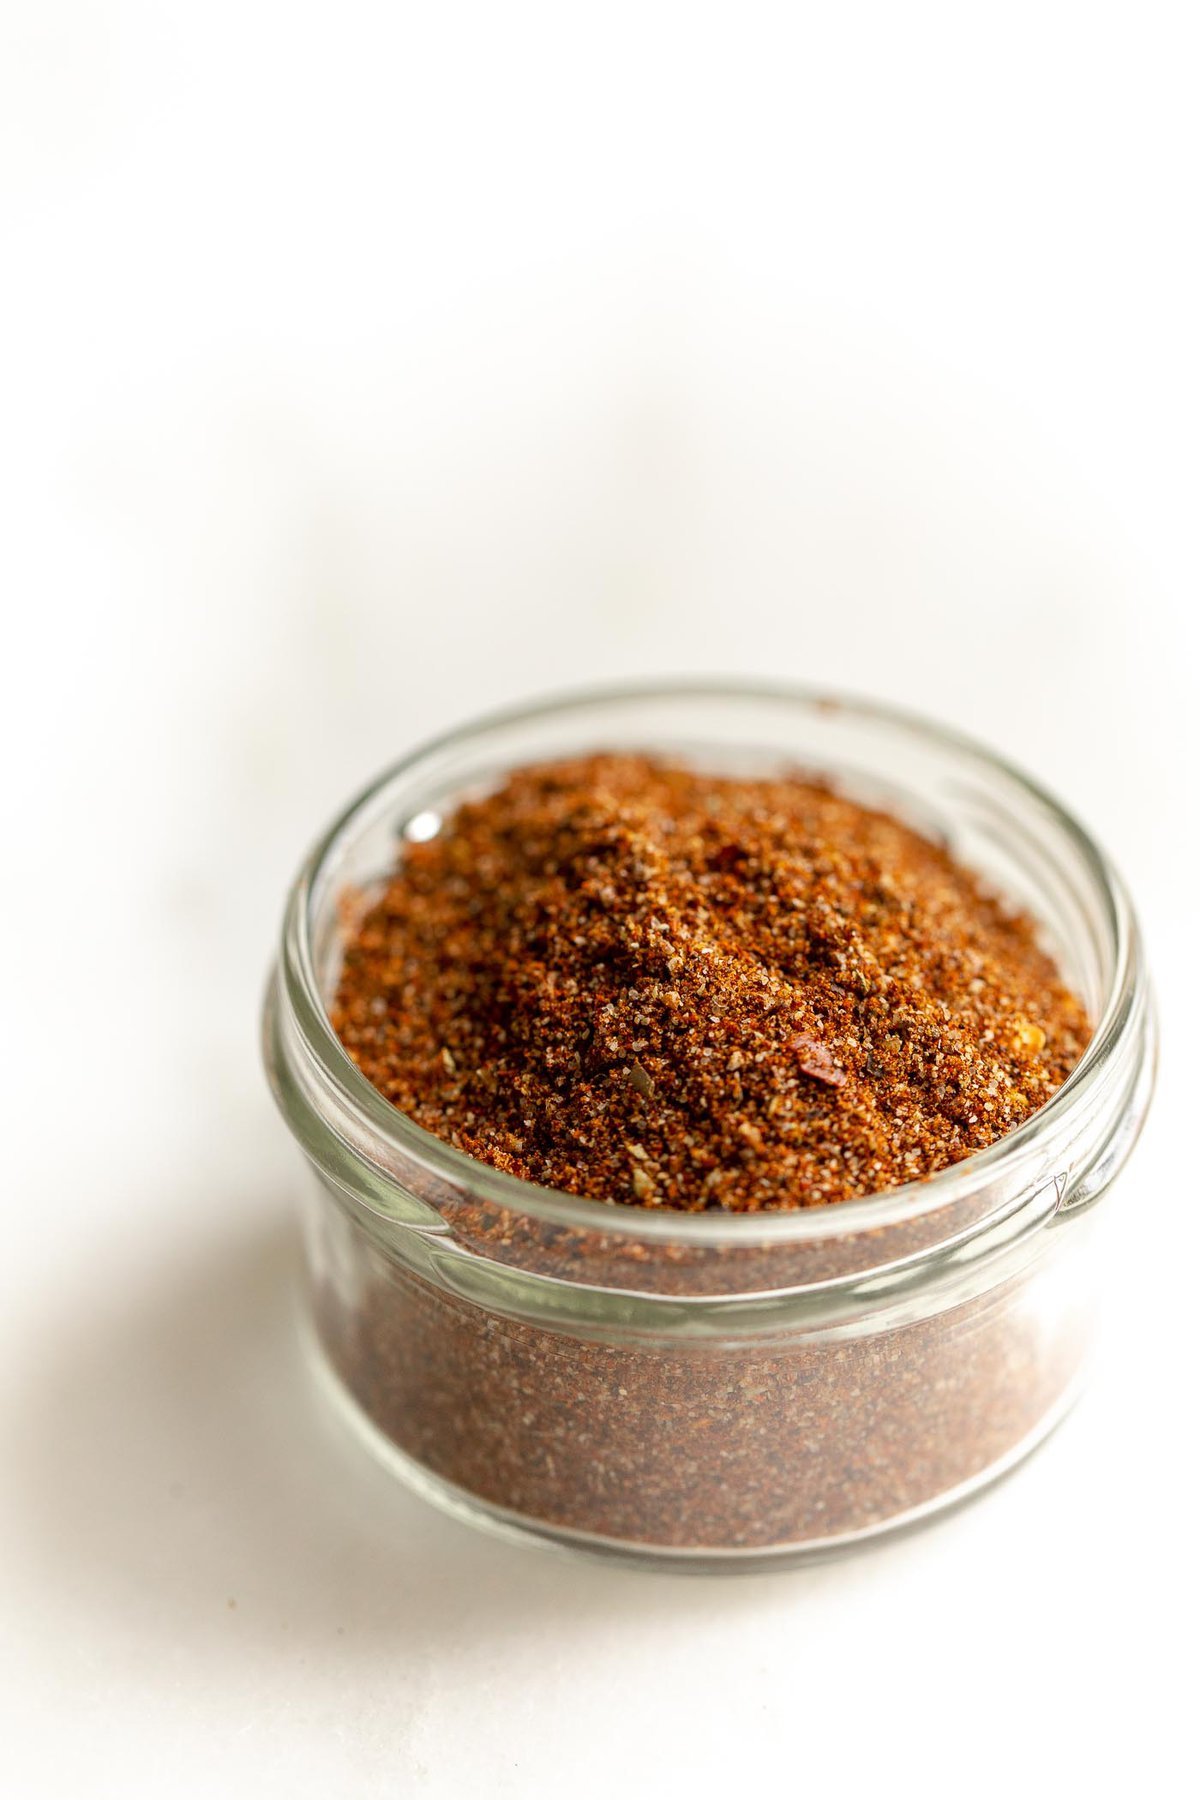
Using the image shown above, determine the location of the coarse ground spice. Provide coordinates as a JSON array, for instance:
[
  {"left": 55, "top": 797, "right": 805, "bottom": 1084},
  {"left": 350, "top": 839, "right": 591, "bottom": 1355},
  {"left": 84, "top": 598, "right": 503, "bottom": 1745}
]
[
  {"left": 312, "top": 1247, "right": 1088, "bottom": 1550},
  {"left": 331, "top": 754, "right": 1090, "bottom": 1210},
  {"left": 308, "top": 753, "right": 1098, "bottom": 1554}
]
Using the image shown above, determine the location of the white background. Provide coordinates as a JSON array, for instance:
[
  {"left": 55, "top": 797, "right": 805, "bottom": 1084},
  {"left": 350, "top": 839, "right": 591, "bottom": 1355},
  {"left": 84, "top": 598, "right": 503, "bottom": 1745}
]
[{"left": 2, "top": 4, "right": 1197, "bottom": 1795}]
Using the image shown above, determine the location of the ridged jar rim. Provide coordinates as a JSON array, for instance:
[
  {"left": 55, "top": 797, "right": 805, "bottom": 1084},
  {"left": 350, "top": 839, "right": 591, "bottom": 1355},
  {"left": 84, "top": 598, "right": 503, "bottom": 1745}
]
[{"left": 270, "top": 678, "right": 1145, "bottom": 1248}]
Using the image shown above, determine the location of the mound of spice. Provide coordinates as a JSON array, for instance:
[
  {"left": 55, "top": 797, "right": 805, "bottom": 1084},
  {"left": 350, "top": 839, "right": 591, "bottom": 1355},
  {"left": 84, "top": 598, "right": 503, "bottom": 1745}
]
[{"left": 332, "top": 754, "right": 1089, "bottom": 1211}]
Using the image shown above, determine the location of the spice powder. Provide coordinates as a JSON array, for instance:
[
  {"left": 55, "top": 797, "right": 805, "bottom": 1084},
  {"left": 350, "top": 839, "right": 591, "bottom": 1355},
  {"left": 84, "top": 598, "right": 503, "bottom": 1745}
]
[{"left": 316, "top": 755, "right": 1094, "bottom": 1552}]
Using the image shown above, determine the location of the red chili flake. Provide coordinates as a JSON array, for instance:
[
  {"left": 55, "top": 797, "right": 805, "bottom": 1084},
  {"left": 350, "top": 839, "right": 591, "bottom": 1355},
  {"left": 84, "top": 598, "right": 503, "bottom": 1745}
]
[{"left": 788, "top": 1034, "right": 847, "bottom": 1087}]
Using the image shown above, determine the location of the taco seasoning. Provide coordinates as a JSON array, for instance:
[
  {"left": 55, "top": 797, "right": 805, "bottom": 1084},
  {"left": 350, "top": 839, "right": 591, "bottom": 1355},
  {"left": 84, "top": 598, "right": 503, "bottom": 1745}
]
[{"left": 264, "top": 688, "right": 1155, "bottom": 1565}]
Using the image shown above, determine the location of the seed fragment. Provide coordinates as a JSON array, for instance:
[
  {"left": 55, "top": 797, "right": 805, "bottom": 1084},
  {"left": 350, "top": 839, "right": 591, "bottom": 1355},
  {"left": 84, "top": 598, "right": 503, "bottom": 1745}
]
[
  {"left": 1009, "top": 1017, "right": 1047, "bottom": 1058},
  {"left": 627, "top": 1061, "right": 655, "bottom": 1099},
  {"left": 630, "top": 1165, "right": 656, "bottom": 1202}
]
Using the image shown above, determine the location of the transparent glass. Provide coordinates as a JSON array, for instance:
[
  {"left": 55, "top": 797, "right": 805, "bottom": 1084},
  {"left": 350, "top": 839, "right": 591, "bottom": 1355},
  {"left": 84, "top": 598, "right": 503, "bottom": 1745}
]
[{"left": 263, "top": 683, "right": 1155, "bottom": 1569}]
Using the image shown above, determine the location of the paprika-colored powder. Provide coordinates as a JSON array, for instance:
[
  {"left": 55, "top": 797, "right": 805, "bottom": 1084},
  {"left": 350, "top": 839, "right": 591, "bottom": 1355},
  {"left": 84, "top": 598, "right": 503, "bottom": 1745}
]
[{"left": 332, "top": 754, "right": 1090, "bottom": 1209}]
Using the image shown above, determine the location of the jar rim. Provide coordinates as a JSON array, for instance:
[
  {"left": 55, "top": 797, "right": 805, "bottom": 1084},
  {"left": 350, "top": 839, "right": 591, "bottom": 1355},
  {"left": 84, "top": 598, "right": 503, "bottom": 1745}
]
[{"left": 269, "top": 677, "right": 1145, "bottom": 1247}]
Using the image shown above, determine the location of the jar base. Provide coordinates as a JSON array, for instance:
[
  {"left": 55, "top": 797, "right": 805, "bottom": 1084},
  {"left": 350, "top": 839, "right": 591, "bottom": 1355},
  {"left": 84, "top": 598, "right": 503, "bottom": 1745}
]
[{"left": 304, "top": 1316, "right": 1087, "bottom": 1574}]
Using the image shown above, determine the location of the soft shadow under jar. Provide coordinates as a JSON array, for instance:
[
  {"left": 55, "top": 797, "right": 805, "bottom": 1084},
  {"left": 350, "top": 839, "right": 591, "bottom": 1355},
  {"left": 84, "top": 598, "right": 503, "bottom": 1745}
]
[{"left": 263, "top": 684, "right": 1155, "bottom": 1569}]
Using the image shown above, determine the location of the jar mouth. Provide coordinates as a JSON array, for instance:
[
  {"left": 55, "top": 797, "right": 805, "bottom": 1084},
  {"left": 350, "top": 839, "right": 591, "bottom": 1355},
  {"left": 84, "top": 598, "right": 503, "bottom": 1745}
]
[{"left": 270, "top": 678, "right": 1144, "bottom": 1248}]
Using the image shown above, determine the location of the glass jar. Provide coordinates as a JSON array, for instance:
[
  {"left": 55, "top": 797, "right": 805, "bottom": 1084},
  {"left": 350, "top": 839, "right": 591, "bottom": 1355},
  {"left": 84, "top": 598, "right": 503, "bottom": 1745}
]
[{"left": 263, "top": 684, "right": 1155, "bottom": 1569}]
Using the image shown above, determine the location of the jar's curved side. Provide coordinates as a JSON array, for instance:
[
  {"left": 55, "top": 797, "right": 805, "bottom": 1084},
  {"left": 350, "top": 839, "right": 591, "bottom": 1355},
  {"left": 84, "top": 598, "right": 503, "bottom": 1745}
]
[
  {"left": 298, "top": 1163, "right": 1101, "bottom": 1555},
  {"left": 263, "top": 964, "right": 452, "bottom": 1236},
  {"left": 1051, "top": 964, "right": 1158, "bottom": 1221},
  {"left": 309, "top": 1370, "right": 1088, "bottom": 1571}
]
